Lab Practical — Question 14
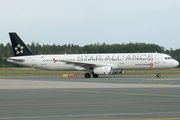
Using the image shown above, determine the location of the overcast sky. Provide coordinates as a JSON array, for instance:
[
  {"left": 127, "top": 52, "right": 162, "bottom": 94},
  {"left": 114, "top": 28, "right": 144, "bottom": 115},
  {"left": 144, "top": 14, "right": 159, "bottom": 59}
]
[{"left": 0, "top": 0, "right": 180, "bottom": 50}]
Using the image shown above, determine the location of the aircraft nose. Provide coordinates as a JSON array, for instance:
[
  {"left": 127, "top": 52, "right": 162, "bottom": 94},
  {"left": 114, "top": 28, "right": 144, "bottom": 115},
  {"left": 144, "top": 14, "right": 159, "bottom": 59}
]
[{"left": 174, "top": 60, "right": 179, "bottom": 67}]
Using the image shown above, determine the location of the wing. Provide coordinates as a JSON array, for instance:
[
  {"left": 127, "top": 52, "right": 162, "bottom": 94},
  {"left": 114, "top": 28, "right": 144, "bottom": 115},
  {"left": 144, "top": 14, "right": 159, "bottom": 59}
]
[{"left": 61, "top": 60, "right": 109, "bottom": 70}]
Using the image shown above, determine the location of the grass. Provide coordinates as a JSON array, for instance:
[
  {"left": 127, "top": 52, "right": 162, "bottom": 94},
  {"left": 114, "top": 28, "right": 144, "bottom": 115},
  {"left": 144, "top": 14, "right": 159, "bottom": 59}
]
[
  {"left": 0, "top": 68, "right": 180, "bottom": 76},
  {"left": 0, "top": 68, "right": 83, "bottom": 76}
]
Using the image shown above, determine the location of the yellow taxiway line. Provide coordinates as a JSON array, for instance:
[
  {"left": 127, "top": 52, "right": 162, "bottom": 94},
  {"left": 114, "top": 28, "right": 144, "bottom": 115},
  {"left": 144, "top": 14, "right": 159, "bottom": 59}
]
[{"left": 62, "top": 90, "right": 180, "bottom": 97}]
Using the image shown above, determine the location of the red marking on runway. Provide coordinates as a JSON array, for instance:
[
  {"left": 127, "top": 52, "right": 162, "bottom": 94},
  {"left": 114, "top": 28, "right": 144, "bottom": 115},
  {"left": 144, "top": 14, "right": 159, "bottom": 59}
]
[
  {"left": 0, "top": 100, "right": 180, "bottom": 106},
  {"left": 68, "top": 75, "right": 77, "bottom": 77}
]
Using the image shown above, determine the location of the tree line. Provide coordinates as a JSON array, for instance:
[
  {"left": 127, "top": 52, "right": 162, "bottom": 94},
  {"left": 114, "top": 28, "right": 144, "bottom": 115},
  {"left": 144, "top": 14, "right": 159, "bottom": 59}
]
[{"left": 0, "top": 42, "right": 179, "bottom": 67}]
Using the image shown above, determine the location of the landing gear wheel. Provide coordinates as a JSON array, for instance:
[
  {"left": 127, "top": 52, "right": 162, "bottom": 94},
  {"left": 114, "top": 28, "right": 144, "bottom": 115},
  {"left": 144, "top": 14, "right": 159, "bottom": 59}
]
[
  {"left": 84, "top": 73, "right": 91, "bottom": 78},
  {"left": 157, "top": 74, "right": 161, "bottom": 77},
  {"left": 156, "top": 69, "right": 161, "bottom": 78},
  {"left": 93, "top": 74, "right": 99, "bottom": 78}
]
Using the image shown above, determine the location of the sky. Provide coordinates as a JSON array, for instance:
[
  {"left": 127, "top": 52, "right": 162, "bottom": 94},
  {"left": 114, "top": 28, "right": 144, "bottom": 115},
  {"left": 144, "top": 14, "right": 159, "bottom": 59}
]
[{"left": 0, "top": 0, "right": 180, "bottom": 50}]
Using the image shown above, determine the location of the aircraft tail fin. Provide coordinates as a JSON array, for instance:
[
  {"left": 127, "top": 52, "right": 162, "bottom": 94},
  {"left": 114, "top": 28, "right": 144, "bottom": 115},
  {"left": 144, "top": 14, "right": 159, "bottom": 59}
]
[{"left": 9, "top": 33, "right": 35, "bottom": 56}]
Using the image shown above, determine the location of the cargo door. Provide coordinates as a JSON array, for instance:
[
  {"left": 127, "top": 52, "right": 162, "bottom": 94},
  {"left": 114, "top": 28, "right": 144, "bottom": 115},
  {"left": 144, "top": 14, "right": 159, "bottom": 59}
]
[{"left": 32, "top": 57, "right": 37, "bottom": 68}]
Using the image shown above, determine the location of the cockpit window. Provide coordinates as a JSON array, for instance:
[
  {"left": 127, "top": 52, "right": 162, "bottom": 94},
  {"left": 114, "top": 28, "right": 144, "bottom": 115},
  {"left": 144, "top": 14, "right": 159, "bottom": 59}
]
[{"left": 165, "top": 57, "right": 173, "bottom": 60}]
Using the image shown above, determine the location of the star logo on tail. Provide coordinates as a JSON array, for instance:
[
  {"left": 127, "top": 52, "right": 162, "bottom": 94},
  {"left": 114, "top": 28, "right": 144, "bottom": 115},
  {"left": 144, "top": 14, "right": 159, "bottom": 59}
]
[{"left": 15, "top": 44, "right": 24, "bottom": 55}]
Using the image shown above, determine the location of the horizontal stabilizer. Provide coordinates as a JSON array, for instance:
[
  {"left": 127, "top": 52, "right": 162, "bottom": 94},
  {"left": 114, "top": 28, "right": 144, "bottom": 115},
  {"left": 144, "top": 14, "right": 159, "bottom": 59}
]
[{"left": 7, "top": 57, "right": 25, "bottom": 62}]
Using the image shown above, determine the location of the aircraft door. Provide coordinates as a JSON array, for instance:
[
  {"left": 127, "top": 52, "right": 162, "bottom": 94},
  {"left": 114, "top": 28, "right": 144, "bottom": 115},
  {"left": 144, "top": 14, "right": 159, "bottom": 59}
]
[{"left": 154, "top": 54, "right": 160, "bottom": 64}]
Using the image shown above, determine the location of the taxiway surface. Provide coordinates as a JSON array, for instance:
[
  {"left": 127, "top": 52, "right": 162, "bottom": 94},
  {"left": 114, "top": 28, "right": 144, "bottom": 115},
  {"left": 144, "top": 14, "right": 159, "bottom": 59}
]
[{"left": 0, "top": 75, "right": 180, "bottom": 120}]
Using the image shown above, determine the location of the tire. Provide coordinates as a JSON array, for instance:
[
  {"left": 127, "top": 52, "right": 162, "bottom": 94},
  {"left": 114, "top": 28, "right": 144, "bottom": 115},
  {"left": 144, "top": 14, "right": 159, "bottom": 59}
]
[
  {"left": 157, "top": 74, "right": 161, "bottom": 77},
  {"left": 84, "top": 73, "right": 91, "bottom": 78},
  {"left": 93, "top": 74, "right": 99, "bottom": 78}
]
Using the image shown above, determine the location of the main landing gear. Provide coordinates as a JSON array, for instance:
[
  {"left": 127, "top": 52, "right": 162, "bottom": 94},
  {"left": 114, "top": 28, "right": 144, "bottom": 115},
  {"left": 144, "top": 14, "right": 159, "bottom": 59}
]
[
  {"left": 156, "top": 69, "right": 161, "bottom": 77},
  {"left": 84, "top": 73, "right": 99, "bottom": 78},
  {"left": 92, "top": 74, "right": 99, "bottom": 78},
  {"left": 84, "top": 73, "right": 91, "bottom": 78}
]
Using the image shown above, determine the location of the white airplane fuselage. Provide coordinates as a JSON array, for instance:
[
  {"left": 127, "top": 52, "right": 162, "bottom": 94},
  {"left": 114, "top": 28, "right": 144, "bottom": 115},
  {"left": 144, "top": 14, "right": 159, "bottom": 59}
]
[
  {"left": 7, "top": 33, "right": 179, "bottom": 78},
  {"left": 7, "top": 53, "right": 179, "bottom": 71}
]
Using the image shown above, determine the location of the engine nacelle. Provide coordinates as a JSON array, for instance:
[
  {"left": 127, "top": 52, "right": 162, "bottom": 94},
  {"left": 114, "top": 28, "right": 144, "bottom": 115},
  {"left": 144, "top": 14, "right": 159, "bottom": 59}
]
[
  {"left": 111, "top": 70, "right": 124, "bottom": 74},
  {"left": 94, "top": 66, "right": 112, "bottom": 75}
]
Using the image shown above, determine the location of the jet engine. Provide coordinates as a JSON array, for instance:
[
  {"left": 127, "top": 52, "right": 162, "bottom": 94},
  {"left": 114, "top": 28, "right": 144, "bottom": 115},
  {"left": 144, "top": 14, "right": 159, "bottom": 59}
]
[
  {"left": 94, "top": 66, "right": 112, "bottom": 75},
  {"left": 111, "top": 70, "right": 124, "bottom": 74}
]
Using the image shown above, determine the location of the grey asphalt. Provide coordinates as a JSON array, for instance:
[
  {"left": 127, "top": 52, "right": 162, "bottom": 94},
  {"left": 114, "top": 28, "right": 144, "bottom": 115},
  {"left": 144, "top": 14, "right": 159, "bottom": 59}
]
[{"left": 0, "top": 75, "right": 180, "bottom": 120}]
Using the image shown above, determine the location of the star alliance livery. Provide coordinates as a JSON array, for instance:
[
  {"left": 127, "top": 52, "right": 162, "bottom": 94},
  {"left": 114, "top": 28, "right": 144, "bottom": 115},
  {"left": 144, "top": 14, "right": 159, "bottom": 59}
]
[{"left": 7, "top": 33, "right": 179, "bottom": 78}]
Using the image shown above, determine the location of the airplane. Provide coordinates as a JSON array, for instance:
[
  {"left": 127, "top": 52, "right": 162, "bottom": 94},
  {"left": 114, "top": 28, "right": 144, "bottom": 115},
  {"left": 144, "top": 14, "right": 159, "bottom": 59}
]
[{"left": 7, "top": 33, "right": 179, "bottom": 78}]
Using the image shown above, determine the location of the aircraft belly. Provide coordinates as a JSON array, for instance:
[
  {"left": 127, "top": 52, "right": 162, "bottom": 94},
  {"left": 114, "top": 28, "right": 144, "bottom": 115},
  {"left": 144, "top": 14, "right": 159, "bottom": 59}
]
[{"left": 39, "top": 62, "right": 75, "bottom": 71}]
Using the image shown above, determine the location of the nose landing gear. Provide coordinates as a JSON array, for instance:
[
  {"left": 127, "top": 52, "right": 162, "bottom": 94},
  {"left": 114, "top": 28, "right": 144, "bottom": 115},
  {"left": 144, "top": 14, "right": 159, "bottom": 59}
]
[{"left": 156, "top": 69, "right": 161, "bottom": 77}]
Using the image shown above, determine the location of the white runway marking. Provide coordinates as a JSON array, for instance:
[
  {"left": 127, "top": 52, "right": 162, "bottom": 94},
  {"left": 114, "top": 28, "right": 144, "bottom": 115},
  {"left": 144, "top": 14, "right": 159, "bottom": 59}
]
[
  {"left": 1, "top": 79, "right": 180, "bottom": 89},
  {"left": 0, "top": 112, "right": 180, "bottom": 119}
]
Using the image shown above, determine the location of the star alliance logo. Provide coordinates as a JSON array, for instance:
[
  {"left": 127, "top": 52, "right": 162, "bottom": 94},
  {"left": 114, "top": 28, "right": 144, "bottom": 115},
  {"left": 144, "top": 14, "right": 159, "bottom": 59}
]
[{"left": 15, "top": 44, "right": 24, "bottom": 54}]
